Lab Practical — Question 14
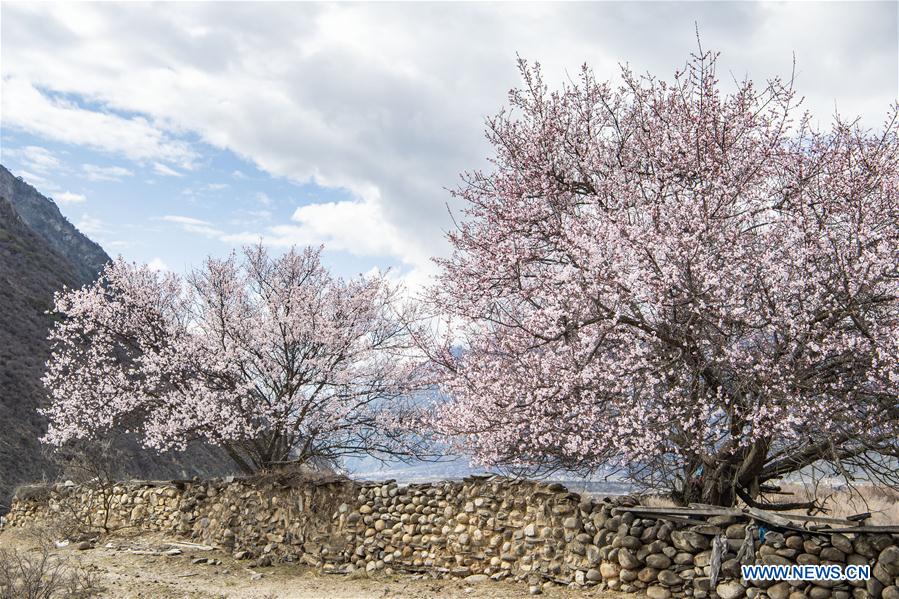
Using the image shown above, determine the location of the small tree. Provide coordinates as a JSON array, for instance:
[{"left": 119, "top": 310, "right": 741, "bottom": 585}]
[
  {"left": 430, "top": 50, "right": 899, "bottom": 507},
  {"left": 42, "top": 245, "right": 426, "bottom": 473},
  {"left": 44, "top": 439, "right": 125, "bottom": 535}
]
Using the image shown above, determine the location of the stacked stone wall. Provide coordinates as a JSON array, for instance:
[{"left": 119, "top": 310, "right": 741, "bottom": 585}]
[{"left": 4, "top": 475, "right": 898, "bottom": 599}]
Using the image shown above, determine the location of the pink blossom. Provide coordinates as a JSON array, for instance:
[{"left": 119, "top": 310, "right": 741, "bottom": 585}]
[
  {"left": 429, "top": 51, "right": 899, "bottom": 505},
  {"left": 43, "top": 244, "right": 426, "bottom": 473}
]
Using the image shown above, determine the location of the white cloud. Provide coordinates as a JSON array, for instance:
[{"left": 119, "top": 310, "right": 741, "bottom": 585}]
[
  {"left": 13, "top": 169, "right": 54, "bottom": 189},
  {"left": 160, "top": 197, "right": 431, "bottom": 278},
  {"left": 1, "top": 78, "right": 196, "bottom": 167},
  {"left": 82, "top": 163, "right": 133, "bottom": 181},
  {"left": 254, "top": 191, "right": 272, "bottom": 206},
  {"left": 222, "top": 196, "right": 437, "bottom": 288},
  {"left": 8, "top": 145, "right": 61, "bottom": 173},
  {"left": 160, "top": 214, "right": 224, "bottom": 238},
  {"left": 56, "top": 190, "right": 87, "bottom": 204},
  {"left": 269, "top": 198, "right": 418, "bottom": 261},
  {"left": 160, "top": 215, "right": 210, "bottom": 226},
  {"left": 2, "top": 2, "right": 896, "bottom": 279},
  {"left": 228, "top": 209, "right": 271, "bottom": 225},
  {"left": 153, "top": 162, "right": 183, "bottom": 177},
  {"left": 76, "top": 214, "right": 106, "bottom": 236},
  {"left": 147, "top": 257, "right": 169, "bottom": 271}
]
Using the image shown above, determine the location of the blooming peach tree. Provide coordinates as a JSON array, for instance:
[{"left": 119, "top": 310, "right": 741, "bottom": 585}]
[
  {"left": 43, "top": 245, "right": 426, "bottom": 473},
  {"left": 431, "top": 50, "right": 899, "bottom": 507}
]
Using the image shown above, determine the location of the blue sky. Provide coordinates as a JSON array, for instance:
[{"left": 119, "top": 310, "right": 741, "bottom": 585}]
[
  {"left": 2, "top": 125, "right": 400, "bottom": 278},
  {"left": 1, "top": 2, "right": 897, "bottom": 286}
]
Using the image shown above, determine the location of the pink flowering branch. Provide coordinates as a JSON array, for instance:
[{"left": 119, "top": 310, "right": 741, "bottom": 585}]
[
  {"left": 429, "top": 48, "right": 899, "bottom": 506},
  {"left": 42, "top": 244, "right": 429, "bottom": 473}
]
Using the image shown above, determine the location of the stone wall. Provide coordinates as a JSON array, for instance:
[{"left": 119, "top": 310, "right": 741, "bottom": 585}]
[{"left": 4, "top": 475, "right": 899, "bottom": 598}]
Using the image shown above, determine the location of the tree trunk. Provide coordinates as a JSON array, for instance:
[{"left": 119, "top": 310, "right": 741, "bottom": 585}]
[
  {"left": 675, "top": 439, "right": 770, "bottom": 507},
  {"left": 677, "top": 472, "right": 739, "bottom": 506},
  {"left": 222, "top": 443, "right": 256, "bottom": 475}
]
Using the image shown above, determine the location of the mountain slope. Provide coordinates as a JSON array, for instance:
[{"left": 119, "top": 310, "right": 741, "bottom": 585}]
[
  {"left": 0, "top": 165, "right": 109, "bottom": 284},
  {"left": 0, "top": 167, "right": 233, "bottom": 513},
  {"left": 0, "top": 194, "right": 81, "bottom": 508}
]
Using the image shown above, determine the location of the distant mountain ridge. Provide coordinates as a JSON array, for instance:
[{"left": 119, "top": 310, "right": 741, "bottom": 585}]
[
  {"left": 0, "top": 165, "right": 109, "bottom": 285},
  {"left": 0, "top": 165, "right": 232, "bottom": 513}
]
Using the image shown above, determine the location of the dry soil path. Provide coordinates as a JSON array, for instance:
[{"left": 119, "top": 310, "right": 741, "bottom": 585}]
[{"left": 0, "top": 527, "right": 632, "bottom": 599}]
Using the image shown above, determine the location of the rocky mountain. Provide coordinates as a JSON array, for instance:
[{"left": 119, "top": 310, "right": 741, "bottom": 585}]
[
  {"left": 0, "top": 165, "right": 109, "bottom": 285},
  {"left": 0, "top": 166, "right": 232, "bottom": 512}
]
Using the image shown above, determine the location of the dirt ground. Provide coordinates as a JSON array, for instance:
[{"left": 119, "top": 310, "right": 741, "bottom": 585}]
[{"left": 0, "top": 527, "right": 630, "bottom": 599}]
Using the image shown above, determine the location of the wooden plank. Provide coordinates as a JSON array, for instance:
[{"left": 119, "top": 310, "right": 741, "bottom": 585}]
[
  {"left": 740, "top": 508, "right": 895, "bottom": 533},
  {"left": 613, "top": 506, "right": 742, "bottom": 517},
  {"left": 740, "top": 508, "right": 862, "bottom": 535},
  {"left": 807, "top": 525, "right": 899, "bottom": 534},
  {"left": 773, "top": 513, "right": 856, "bottom": 526},
  {"left": 644, "top": 514, "right": 710, "bottom": 526},
  {"left": 165, "top": 541, "right": 216, "bottom": 551},
  {"left": 744, "top": 507, "right": 803, "bottom": 529},
  {"left": 615, "top": 505, "right": 897, "bottom": 534},
  {"left": 689, "top": 502, "right": 739, "bottom": 511}
]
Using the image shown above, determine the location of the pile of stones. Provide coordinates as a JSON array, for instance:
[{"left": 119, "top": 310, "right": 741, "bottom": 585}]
[{"left": 592, "top": 507, "right": 899, "bottom": 599}]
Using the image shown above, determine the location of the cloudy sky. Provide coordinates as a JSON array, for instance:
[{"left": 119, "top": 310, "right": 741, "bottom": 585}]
[{"left": 2, "top": 2, "right": 896, "bottom": 285}]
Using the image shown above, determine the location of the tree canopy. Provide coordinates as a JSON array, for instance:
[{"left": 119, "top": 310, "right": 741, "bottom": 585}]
[
  {"left": 43, "top": 245, "right": 425, "bottom": 473},
  {"left": 429, "top": 50, "right": 899, "bottom": 506}
]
